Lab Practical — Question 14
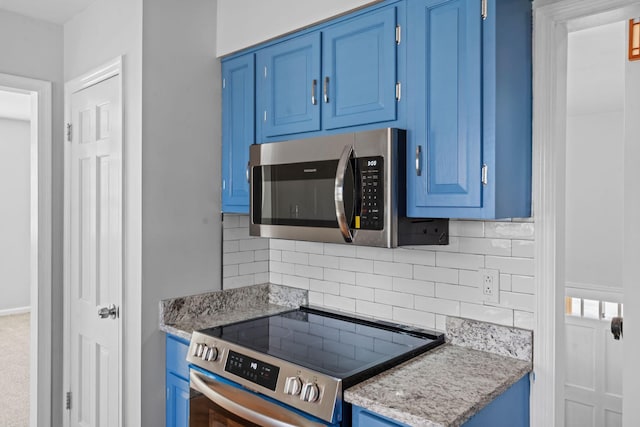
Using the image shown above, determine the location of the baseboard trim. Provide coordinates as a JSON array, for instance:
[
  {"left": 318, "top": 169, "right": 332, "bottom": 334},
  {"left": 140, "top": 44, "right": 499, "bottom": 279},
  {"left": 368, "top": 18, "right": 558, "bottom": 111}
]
[{"left": 0, "top": 306, "right": 31, "bottom": 316}]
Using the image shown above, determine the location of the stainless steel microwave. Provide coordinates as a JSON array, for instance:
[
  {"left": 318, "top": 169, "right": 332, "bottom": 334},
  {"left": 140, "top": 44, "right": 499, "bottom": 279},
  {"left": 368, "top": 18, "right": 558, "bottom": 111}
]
[{"left": 249, "top": 128, "right": 448, "bottom": 248}]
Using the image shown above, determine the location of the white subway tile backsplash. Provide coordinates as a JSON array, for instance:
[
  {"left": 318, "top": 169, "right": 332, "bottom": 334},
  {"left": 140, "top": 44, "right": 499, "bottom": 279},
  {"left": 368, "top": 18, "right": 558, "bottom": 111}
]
[
  {"left": 282, "top": 251, "right": 309, "bottom": 265},
  {"left": 498, "top": 291, "right": 535, "bottom": 311},
  {"left": 340, "top": 284, "right": 374, "bottom": 301},
  {"left": 239, "top": 238, "right": 269, "bottom": 252},
  {"left": 512, "top": 240, "right": 535, "bottom": 258},
  {"left": 356, "top": 246, "right": 394, "bottom": 261},
  {"left": 436, "top": 283, "right": 482, "bottom": 304},
  {"left": 485, "top": 221, "right": 534, "bottom": 240},
  {"left": 223, "top": 215, "right": 538, "bottom": 334},
  {"left": 393, "top": 307, "right": 436, "bottom": 329},
  {"left": 392, "top": 248, "right": 436, "bottom": 266},
  {"left": 355, "top": 272, "right": 393, "bottom": 290},
  {"left": 324, "top": 268, "right": 356, "bottom": 285},
  {"left": 239, "top": 261, "right": 269, "bottom": 275},
  {"left": 374, "top": 261, "right": 412, "bottom": 278},
  {"left": 514, "top": 310, "right": 534, "bottom": 330},
  {"left": 356, "top": 300, "right": 393, "bottom": 320},
  {"left": 324, "top": 294, "right": 356, "bottom": 312},
  {"left": 325, "top": 243, "right": 357, "bottom": 258},
  {"left": 282, "top": 274, "right": 309, "bottom": 290},
  {"left": 436, "top": 252, "right": 484, "bottom": 270},
  {"left": 295, "top": 241, "right": 324, "bottom": 254},
  {"left": 414, "top": 296, "right": 460, "bottom": 316},
  {"left": 309, "top": 279, "right": 340, "bottom": 295},
  {"left": 435, "top": 314, "right": 447, "bottom": 332},
  {"left": 458, "top": 237, "right": 511, "bottom": 256},
  {"left": 339, "top": 257, "right": 374, "bottom": 273},
  {"left": 512, "top": 275, "right": 535, "bottom": 294},
  {"left": 449, "top": 220, "right": 485, "bottom": 237},
  {"left": 270, "top": 239, "right": 297, "bottom": 251},
  {"left": 392, "top": 277, "right": 435, "bottom": 297},
  {"left": 414, "top": 265, "right": 459, "bottom": 285},
  {"left": 294, "top": 264, "right": 323, "bottom": 280},
  {"left": 309, "top": 254, "right": 341, "bottom": 269},
  {"left": 374, "top": 289, "right": 414, "bottom": 308},
  {"left": 485, "top": 256, "right": 534, "bottom": 276},
  {"left": 460, "top": 303, "right": 513, "bottom": 326}
]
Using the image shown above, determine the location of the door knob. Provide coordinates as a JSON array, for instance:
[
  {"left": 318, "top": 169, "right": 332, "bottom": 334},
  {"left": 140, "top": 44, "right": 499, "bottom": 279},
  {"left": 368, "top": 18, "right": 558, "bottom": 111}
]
[
  {"left": 611, "top": 316, "right": 623, "bottom": 340},
  {"left": 98, "top": 304, "right": 118, "bottom": 319}
]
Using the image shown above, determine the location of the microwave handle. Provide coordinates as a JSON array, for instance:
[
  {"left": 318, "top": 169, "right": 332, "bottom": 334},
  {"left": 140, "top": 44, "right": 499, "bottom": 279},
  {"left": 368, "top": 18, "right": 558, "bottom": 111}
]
[
  {"left": 335, "top": 145, "right": 354, "bottom": 243},
  {"left": 190, "top": 370, "right": 326, "bottom": 427}
]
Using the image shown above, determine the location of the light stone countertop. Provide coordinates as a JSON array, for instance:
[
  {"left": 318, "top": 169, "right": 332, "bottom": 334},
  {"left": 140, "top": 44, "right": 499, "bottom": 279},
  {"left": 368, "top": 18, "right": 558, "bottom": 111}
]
[{"left": 343, "top": 343, "right": 531, "bottom": 427}]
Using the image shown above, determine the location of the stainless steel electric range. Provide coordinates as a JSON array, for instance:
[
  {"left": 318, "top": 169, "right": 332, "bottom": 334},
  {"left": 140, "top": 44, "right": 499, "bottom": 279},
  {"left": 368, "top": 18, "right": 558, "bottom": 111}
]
[{"left": 187, "top": 306, "right": 444, "bottom": 427}]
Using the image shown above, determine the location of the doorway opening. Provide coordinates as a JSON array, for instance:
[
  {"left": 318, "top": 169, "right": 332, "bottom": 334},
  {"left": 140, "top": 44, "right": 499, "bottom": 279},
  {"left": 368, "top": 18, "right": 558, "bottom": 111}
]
[{"left": 0, "top": 73, "right": 53, "bottom": 427}]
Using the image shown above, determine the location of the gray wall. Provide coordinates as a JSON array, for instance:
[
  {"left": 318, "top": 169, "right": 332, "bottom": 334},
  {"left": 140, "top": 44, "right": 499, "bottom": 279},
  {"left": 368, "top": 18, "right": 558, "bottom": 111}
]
[
  {"left": 141, "top": 0, "right": 221, "bottom": 425},
  {"left": 0, "top": 118, "right": 31, "bottom": 313},
  {"left": 0, "top": 9, "right": 64, "bottom": 426}
]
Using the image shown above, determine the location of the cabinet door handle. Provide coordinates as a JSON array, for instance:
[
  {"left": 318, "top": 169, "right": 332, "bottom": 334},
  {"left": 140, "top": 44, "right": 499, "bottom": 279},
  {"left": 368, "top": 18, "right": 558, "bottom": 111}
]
[
  {"left": 311, "top": 79, "right": 317, "bottom": 105},
  {"left": 246, "top": 161, "right": 250, "bottom": 184},
  {"left": 416, "top": 145, "right": 422, "bottom": 176},
  {"left": 323, "top": 76, "right": 330, "bottom": 103}
]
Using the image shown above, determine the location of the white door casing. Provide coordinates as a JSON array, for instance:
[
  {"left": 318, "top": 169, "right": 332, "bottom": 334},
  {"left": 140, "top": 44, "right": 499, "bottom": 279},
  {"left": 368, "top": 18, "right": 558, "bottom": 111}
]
[
  {"left": 64, "top": 58, "right": 123, "bottom": 427},
  {"left": 534, "top": 2, "right": 640, "bottom": 426}
]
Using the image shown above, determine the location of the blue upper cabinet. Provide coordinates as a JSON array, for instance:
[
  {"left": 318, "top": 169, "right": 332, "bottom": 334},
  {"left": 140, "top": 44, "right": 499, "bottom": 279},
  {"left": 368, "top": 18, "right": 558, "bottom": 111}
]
[
  {"left": 322, "top": 7, "right": 397, "bottom": 130},
  {"left": 406, "top": 0, "right": 532, "bottom": 219},
  {"left": 256, "top": 4, "right": 401, "bottom": 142},
  {"left": 256, "top": 33, "right": 321, "bottom": 138},
  {"left": 222, "top": 53, "right": 254, "bottom": 213}
]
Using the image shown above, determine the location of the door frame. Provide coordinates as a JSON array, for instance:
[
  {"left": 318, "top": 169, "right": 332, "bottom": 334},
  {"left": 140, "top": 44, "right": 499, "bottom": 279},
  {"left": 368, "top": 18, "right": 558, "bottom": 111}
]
[
  {"left": 63, "top": 56, "right": 123, "bottom": 427},
  {"left": 0, "top": 73, "right": 52, "bottom": 427},
  {"left": 533, "top": 1, "right": 639, "bottom": 425}
]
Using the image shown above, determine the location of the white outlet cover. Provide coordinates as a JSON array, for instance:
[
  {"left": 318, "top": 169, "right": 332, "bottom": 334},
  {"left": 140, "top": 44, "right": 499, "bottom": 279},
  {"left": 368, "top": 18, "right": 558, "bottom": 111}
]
[{"left": 479, "top": 268, "right": 500, "bottom": 303}]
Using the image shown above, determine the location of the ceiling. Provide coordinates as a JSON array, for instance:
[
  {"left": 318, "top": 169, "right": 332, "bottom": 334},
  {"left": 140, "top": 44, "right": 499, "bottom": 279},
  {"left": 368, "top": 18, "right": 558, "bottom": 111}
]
[
  {"left": 0, "top": 0, "right": 95, "bottom": 24},
  {"left": 0, "top": 90, "right": 31, "bottom": 121}
]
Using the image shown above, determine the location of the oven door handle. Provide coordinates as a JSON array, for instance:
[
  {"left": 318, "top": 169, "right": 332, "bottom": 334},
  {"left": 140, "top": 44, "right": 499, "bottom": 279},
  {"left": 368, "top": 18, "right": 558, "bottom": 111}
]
[
  {"left": 334, "top": 145, "right": 353, "bottom": 243},
  {"left": 190, "top": 370, "right": 328, "bottom": 427}
]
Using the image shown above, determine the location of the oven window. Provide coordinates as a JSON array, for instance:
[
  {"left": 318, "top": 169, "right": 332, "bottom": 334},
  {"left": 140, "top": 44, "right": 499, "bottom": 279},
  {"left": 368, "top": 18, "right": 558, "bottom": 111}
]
[
  {"left": 190, "top": 392, "right": 262, "bottom": 427},
  {"left": 253, "top": 159, "right": 354, "bottom": 228}
]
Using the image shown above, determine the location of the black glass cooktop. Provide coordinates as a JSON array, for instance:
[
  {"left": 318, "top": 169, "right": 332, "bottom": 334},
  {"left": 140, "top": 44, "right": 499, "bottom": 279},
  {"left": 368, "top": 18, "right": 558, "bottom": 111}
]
[{"left": 199, "top": 306, "right": 444, "bottom": 387}]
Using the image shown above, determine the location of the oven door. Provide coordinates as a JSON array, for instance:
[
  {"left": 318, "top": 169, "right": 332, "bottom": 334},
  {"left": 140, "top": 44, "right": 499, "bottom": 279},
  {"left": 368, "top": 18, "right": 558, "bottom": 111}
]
[{"left": 189, "top": 369, "right": 336, "bottom": 427}]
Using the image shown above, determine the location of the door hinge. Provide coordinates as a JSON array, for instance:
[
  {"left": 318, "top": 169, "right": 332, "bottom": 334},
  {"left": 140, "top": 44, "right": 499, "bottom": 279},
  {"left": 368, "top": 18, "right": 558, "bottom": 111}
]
[
  {"left": 222, "top": 78, "right": 226, "bottom": 89},
  {"left": 395, "top": 82, "right": 402, "bottom": 101},
  {"left": 395, "top": 25, "right": 402, "bottom": 45},
  {"left": 66, "top": 391, "right": 71, "bottom": 410},
  {"left": 66, "top": 123, "right": 72, "bottom": 142},
  {"left": 482, "top": 164, "right": 488, "bottom": 185},
  {"left": 481, "top": 0, "right": 488, "bottom": 20}
]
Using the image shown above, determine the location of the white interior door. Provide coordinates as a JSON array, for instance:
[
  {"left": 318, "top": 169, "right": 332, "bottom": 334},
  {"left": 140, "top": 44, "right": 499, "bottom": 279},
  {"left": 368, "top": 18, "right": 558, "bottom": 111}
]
[{"left": 66, "top": 71, "right": 122, "bottom": 427}]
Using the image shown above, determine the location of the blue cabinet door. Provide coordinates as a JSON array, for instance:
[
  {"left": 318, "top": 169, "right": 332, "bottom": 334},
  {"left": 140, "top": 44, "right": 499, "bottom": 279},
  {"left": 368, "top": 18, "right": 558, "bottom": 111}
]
[
  {"left": 322, "top": 6, "right": 397, "bottom": 130},
  {"left": 166, "top": 373, "right": 190, "bottom": 427},
  {"left": 222, "top": 54, "right": 254, "bottom": 213},
  {"left": 166, "top": 335, "right": 190, "bottom": 427},
  {"left": 407, "top": 0, "right": 482, "bottom": 214},
  {"left": 257, "top": 32, "right": 321, "bottom": 138}
]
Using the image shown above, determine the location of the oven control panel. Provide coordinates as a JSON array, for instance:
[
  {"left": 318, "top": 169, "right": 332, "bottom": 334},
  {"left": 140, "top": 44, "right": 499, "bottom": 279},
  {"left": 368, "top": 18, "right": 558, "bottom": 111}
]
[
  {"left": 187, "top": 331, "right": 341, "bottom": 424},
  {"left": 356, "top": 156, "right": 384, "bottom": 231}
]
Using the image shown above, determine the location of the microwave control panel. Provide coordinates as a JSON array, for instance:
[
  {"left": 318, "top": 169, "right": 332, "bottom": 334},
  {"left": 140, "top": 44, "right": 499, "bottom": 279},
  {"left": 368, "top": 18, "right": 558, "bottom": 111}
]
[{"left": 356, "top": 156, "right": 384, "bottom": 230}]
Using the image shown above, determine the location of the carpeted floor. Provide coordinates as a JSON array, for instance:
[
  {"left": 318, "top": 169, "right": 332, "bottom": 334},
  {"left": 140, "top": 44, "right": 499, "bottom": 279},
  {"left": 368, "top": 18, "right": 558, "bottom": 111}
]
[{"left": 0, "top": 313, "right": 30, "bottom": 427}]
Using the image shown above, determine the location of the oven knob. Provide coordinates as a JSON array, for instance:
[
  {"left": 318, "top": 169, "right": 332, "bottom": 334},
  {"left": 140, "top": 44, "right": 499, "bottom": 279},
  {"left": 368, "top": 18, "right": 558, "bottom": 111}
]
[
  {"left": 194, "top": 343, "right": 205, "bottom": 358},
  {"left": 300, "top": 382, "right": 320, "bottom": 403},
  {"left": 199, "top": 345, "right": 209, "bottom": 360},
  {"left": 205, "top": 346, "right": 219, "bottom": 362},
  {"left": 284, "top": 376, "right": 302, "bottom": 395}
]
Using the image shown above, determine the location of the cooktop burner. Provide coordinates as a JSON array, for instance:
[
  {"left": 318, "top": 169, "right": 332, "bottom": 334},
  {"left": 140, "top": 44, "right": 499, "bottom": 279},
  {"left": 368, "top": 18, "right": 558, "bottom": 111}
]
[{"left": 198, "top": 306, "right": 444, "bottom": 386}]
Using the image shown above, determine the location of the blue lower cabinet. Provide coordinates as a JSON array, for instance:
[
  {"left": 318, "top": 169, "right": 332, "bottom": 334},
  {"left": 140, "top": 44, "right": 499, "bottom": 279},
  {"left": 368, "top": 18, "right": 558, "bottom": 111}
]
[
  {"left": 352, "top": 375, "right": 530, "bottom": 427},
  {"left": 166, "top": 335, "right": 190, "bottom": 427}
]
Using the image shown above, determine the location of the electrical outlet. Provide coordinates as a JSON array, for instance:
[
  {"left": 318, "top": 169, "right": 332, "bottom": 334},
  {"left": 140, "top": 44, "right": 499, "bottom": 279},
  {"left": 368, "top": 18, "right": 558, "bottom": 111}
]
[{"left": 479, "top": 268, "right": 500, "bottom": 303}]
